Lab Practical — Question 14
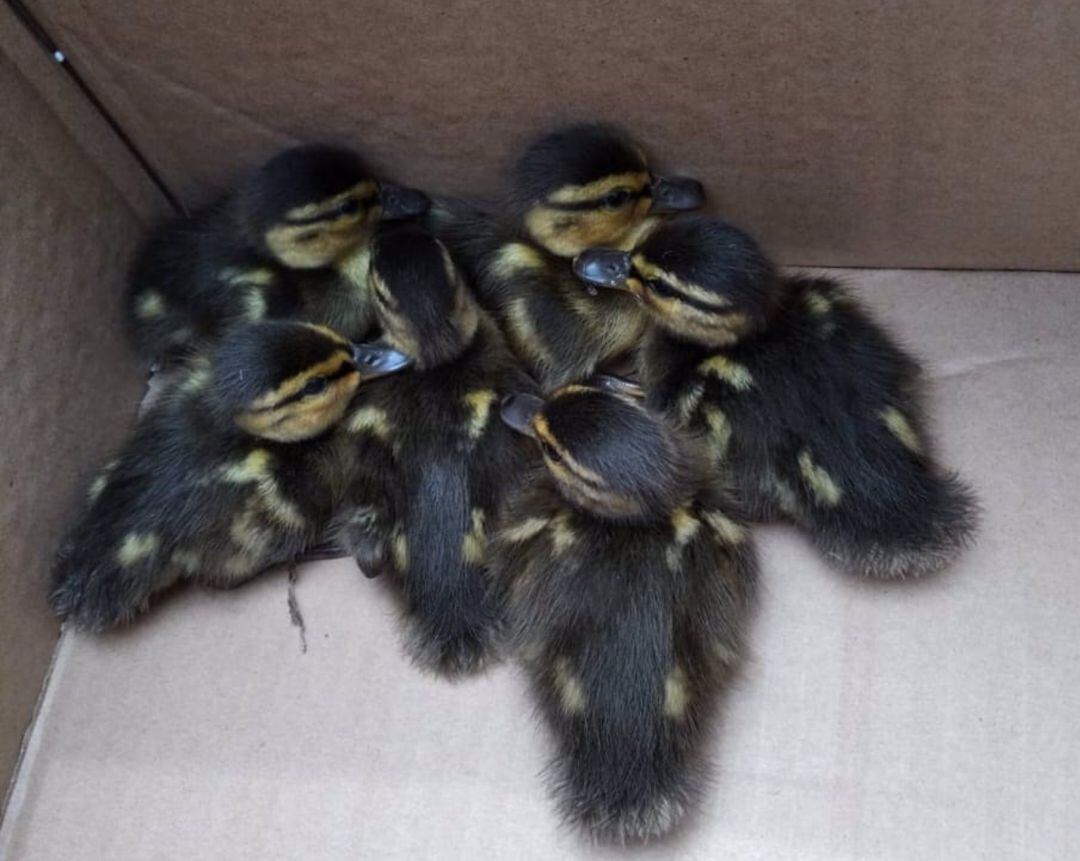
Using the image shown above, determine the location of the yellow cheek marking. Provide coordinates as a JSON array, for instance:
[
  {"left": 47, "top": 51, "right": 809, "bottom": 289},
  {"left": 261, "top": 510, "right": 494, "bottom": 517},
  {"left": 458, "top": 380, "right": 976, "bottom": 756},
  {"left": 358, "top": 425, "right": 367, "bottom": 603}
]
[
  {"left": 618, "top": 214, "right": 661, "bottom": 250},
  {"left": 881, "top": 407, "right": 922, "bottom": 454},
  {"left": 283, "top": 182, "right": 378, "bottom": 221},
  {"left": 221, "top": 267, "right": 276, "bottom": 287},
  {"left": 463, "top": 390, "right": 497, "bottom": 440},
  {"left": 664, "top": 666, "right": 691, "bottom": 718},
  {"left": 462, "top": 508, "right": 487, "bottom": 565},
  {"left": 135, "top": 290, "right": 165, "bottom": 319},
  {"left": 553, "top": 657, "right": 587, "bottom": 714},
  {"left": 489, "top": 242, "right": 546, "bottom": 281},
  {"left": 392, "top": 529, "right": 409, "bottom": 572},
  {"left": 170, "top": 549, "right": 201, "bottom": 574},
  {"left": 347, "top": 406, "right": 393, "bottom": 442},
  {"left": 337, "top": 242, "right": 372, "bottom": 285},
  {"left": 798, "top": 449, "right": 843, "bottom": 507},
  {"left": 116, "top": 532, "right": 159, "bottom": 567},
  {"left": 698, "top": 356, "right": 754, "bottom": 391},
  {"left": 547, "top": 171, "right": 650, "bottom": 204},
  {"left": 702, "top": 406, "right": 732, "bottom": 461},
  {"left": 701, "top": 510, "right": 747, "bottom": 545},
  {"left": 548, "top": 511, "right": 578, "bottom": 556},
  {"left": 500, "top": 516, "right": 551, "bottom": 544}
]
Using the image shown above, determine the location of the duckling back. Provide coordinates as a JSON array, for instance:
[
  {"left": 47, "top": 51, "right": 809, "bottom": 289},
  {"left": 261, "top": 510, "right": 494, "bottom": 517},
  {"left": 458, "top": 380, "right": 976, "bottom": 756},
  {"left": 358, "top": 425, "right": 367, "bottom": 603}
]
[{"left": 491, "top": 385, "right": 756, "bottom": 840}]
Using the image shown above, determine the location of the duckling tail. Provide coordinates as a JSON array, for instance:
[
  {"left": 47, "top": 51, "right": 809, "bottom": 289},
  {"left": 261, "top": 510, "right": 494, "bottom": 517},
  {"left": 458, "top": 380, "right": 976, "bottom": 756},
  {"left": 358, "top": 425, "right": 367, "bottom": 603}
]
[{"left": 820, "top": 471, "right": 980, "bottom": 578}]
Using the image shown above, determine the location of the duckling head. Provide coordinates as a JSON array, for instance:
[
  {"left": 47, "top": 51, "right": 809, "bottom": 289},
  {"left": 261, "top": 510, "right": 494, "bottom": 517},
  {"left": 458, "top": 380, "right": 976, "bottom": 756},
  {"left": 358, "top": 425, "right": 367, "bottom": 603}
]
[
  {"left": 368, "top": 223, "right": 480, "bottom": 371},
  {"left": 237, "top": 144, "right": 430, "bottom": 270},
  {"left": 501, "top": 383, "right": 692, "bottom": 521},
  {"left": 511, "top": 123, "right": 704, "bottom": 258},
  {"left": 211, "top": 320, "right": 410, "bottom": 442},
  {"left": 573, "top": 217, "right": 777, "bottom": 347}
]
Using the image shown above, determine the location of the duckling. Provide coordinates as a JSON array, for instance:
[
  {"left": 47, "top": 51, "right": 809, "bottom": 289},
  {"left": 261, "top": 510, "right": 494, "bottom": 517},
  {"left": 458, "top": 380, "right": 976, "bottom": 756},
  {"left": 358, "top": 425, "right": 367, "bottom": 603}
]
[
  {"left": 491, "top": 383, "right": 755, "bottom": 841},
  {"left": 334, "top": 222, "right": 538, "bottom": 674},
  {"left": 51, "top": 321, "right": 410, "bottom": 630},
  {"left": 574, "top": 217, "right": 978, "bottom": 577},
  {"left": 127, "top": 143, "right": 429, "bottom": 363},
  {"left": 430, "top": 123, "right": 704, "bottom": 390}
]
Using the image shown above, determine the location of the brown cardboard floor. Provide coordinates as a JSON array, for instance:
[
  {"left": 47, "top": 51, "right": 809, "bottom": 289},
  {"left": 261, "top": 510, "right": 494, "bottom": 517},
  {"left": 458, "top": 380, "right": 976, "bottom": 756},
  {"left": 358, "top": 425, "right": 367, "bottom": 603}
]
[{"left": 2, "top": 269, "right": 1079, "bottom": 860}]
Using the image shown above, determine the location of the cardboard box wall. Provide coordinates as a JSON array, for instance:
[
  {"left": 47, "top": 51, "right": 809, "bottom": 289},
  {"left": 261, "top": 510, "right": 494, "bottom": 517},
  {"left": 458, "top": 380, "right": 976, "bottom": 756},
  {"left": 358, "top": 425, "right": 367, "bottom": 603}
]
[{"left": 1, "top": 1, "right": 1079, "bottom": 858}]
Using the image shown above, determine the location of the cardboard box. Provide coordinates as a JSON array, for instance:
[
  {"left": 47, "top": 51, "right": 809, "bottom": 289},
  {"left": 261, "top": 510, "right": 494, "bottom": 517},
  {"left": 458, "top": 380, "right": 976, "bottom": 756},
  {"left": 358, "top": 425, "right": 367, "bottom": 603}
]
[{"left": 1, "top": 2, "right": 1078, "bottom": 858}]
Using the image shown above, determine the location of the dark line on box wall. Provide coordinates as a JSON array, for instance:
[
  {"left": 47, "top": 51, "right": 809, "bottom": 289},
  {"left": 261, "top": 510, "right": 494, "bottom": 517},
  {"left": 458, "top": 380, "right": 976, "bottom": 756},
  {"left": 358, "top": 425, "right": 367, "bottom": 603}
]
[{"left": 4, "top": 0, "right": 185, "bottom": 214}]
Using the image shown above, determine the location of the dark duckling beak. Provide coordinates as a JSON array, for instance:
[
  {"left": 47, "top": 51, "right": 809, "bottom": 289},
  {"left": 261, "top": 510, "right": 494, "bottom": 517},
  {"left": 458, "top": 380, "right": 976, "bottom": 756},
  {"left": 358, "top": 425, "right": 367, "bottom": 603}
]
[
  {"left": 500, "top": 393, "right": 545, "bottom": 437},
  {"left": 379, "top": 183, "right": 431, "bottom": 220},
  {"left": 573, "top": 248, "right": 633, "bottom": 295},
  {"left": 351, "top": 342, "right": 412, "bottom": 380},
  {"left": 649, "top": 175, "right": 705, "bottom": 213},
  {"left": 589, "top": 373, "right": 645, "bottom": 400}
]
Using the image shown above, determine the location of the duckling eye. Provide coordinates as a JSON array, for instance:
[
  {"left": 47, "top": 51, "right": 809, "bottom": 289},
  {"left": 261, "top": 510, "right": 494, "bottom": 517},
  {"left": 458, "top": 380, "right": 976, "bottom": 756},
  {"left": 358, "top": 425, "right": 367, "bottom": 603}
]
[
  {"left": 301, "top": 377, "right": 329, "bottom": 397},
  {"left": 295, "top": 230, "right": 320, "bottom": 244},
  {"left": 339, "top": 198, "right": 362, "bottom": 216},
  {"left": 540, "top": 440, "right": 562, "bottom": 464},
  {"left": 602, "top": 188, "right": 633, "bottom": 209},
  {"left": 646, "top": 278, "right": 679, "bottom": 300}
]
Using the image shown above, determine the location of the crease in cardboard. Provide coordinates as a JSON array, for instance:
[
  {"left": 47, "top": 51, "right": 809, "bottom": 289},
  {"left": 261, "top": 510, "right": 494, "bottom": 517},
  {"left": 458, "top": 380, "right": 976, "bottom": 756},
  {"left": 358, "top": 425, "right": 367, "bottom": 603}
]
[{"left": 0, "top": 630, "right": 68, "bottom": 850}]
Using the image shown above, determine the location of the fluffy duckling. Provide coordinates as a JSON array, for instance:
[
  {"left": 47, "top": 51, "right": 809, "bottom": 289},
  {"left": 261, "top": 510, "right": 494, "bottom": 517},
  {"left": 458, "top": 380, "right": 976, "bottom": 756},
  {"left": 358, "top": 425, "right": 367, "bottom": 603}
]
[
  {"left": 575, "top": 217, "right": 978, "bottom": 577},
  {"left": 336, "top": 223, "right": 537, "bottom": 674},
  {"left": 431, "top": 123, "right": 703, "bottom": 390},
  {"left": 51, "top": 321, "right": 410, "bottom": 629},
  {"left": 127, "top": 144, "right": 429, "bottom": 362},
  {"left": 492, "top": 384, "right": 756, "bottom": 842}
]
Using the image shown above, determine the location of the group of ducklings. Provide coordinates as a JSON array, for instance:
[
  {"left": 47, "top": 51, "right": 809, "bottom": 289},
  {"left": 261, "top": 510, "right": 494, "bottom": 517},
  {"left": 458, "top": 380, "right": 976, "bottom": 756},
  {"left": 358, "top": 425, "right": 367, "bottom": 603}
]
[{"left": 51, "top": 123, "right": 977, "bottom": 842}]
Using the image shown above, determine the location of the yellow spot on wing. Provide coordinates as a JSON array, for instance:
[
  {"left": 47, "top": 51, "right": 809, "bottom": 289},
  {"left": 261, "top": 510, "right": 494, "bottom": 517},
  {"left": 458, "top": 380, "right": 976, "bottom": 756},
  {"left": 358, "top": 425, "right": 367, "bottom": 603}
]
[
  {"left": 881, "top": 406, "right": 922, "bottom": 454},
  {"left": 664, "top": 665, "right": 690, "bottom": 718},
  {"left": 675, "top": 382, "right": 705, "bottom": 424},
  {"left": 135, "top": 291, "right": 165, "bottom": 319},
  {"left": 392, "top": 528, "right": 409, "bottom": 572},
  {"left": 462, "top": 508, "right": 487, "bottom": 565},
  {"left": 220, "top": 450, "right": 305, "bottom": 529},
  {"left": 698, "top": 355, "right": 754, "bottom": 391},
  {"left": 701, "top": 510, "right": 746, "bottom": 544},
  {"left": 554, "top": 657, "right": 587, "bottom": 714},
  {"left": 804, "top": 290, "right": 832, "bottom": 316},
  {"left": 221, "top": 267, "right": 276, "bottom": 287},
  {"left": 243, "top": 288, "right": 267, "bottom": 321},
  {"left": 548, "top": 511, "right": 578, "bottom": 556},
  {"left": 463, "top": 390, "right": 496, "bottom": 440},
  {"left": 500, "top": 516, "right": 551, "bottom": 544},
  {"left": 702, "top": 406, "right": 732, "bottom": 460},
  {"left": 489, "top": 242, "right": 546, "bottom": 281},
  {"left": 798, "top": 449, "right": 843, "bottom": 506},
  {"left": 117, "top": 532, "right": 159, "bottom": 567},
  {"left": 170, "top": 549, "right": 201, "bottom": 574},
  {"left": 671, "top": 507, "right": 702, "bottom": 545},
  {"left": 347, "top": 406, "right": 392, "bottom": 442}
]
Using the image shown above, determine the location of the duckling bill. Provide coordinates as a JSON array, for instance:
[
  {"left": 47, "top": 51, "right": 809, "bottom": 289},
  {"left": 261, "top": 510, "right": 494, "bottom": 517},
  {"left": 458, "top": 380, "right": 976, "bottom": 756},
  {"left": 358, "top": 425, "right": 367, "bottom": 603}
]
[
  {"left": 127, "top": 143, "right": 429, "bottom": 364},
  {"left": 51, "top": 321, "right": 409, "bottom": 630},
  {"left": 575, "top": 217, "right": 979, "bottom": 577},
  {"left": 491, "top": 384, "right": 756, "bottom": 841},
  {"left": 431, "top": 123, "right": 703, "bottom": 390}
]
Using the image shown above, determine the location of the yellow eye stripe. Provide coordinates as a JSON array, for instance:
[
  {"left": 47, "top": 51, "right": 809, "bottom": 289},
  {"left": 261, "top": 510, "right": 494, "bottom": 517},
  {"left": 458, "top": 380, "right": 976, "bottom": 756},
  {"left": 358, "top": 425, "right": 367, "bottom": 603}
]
[
  {"left": 283, "top": 181, "right": 379, "bottom": 222},
  {"left": 531, "top": 415, "right": 606, "bottom": 487},
  {"left": 249, "top": 351, "right": 355, "bottom": 411},
  {"left": 631, "top": 255, "right": 732, "bottom": 308},
  {"left": 546, "top": 171, "right": 651, "bottom": 205}
]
